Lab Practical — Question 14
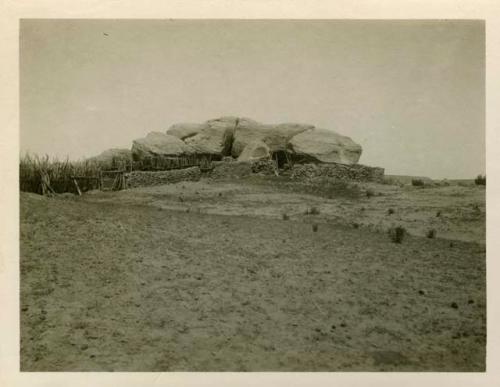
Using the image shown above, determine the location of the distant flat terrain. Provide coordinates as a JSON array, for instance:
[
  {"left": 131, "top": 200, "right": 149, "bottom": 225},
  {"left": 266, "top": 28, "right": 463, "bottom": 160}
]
[{"left": 20, "top": 178, "right": 486, "bottom": 371}]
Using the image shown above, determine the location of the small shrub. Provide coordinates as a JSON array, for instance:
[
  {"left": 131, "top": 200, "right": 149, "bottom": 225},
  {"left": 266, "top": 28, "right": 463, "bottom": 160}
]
[
  {"left": 389, "top": 226, "right": 406, "bottom": 243},
  {"left": 387, "top": 208, "right": 395, "bottom": 215},
  {"left": 312, "top": 224, "right": 318, "bottom": 232},
  {"left": 282, "top": 213, "right": 290, "bottom": 221},
  {"left": 474, "top": 175, "right": 486, "bottom": 186},
  {"left": 426, "top": 229, "right": 436, "bottom": 239},
  {"left": 436, "top": 210, "right": 442, "bottom": 217},
  {"left": 305, "top": 206, "right": 320, "bottom": 215},
  {"left": 352, "top": 222, "right": 360, "bottom": 229},
  {"left": 296, "top": 178, "right": 361, "bottom": 200},
  {"left": 412, "top": 179, "right": 424, "bottom": 187},
  {"left": 366, "top": 189, "right": 375, "bottom": 198}
]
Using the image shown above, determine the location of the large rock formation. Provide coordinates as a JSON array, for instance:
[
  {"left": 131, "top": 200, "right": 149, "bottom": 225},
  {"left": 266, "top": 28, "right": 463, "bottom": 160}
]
[
  {"left": 89, "top": 148, "right": 132, "bottom": 167},
  {"left": 231, "top": 119, "right": 312, "bottom": 157},
  {"left": 166, "top": 123, "right": 204, "bottom": 140},
  {"left": 237, "top": 140, "right": 271, "bottom": 162},
  {"left": 288, "top": 128, "right": 362, "bottom": 164},
  {"left": 183, "top": 117, "right": 237, "bottom": 157},
  {"left": 132, "top": 117, "right": 363, "bottom": 165},
  {"left": 131, "top": 132, "right": 194, "bottom": 160}
]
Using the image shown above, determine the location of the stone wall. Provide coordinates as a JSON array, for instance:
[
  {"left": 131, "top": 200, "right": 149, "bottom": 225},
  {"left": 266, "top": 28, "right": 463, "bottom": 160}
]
[
  {"left": 209, "top": 160, "right": 253, "bottom": 179},
  {"left": 126, "top": 167, "right": 201, "bottom": 188},
  {"left": 124, "top": 161, "right": 383, "bottom": 188},
  {"left": 209, "top": 159, "right": 278, "bottom": 179},
  {"left": 291, "top": 163, "right": 384, "bottom": 183},
  {"left": 251, "top": 160, "right": 277, "bottom": 175}
]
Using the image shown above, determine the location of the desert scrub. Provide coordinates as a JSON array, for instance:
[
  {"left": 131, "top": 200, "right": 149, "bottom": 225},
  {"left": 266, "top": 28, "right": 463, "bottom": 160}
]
[
  {"left": 365, "top": 188, "right": 375, "bottom": 198},
  {"left": 301, "top": 178, "right": 361, "bottom": 200},
  {"left": 389, "top": 225, "right": 406, "bottom": 243},
  {"left": 426, "top": 229, "right": 437, "bottom": 239},
  {"left": 282, "top": 213, "right": 290, "bottom": 220},
  {"left": 387, "top": 208, "right": 395, "bottom": 215},
  {"left": 474, "top": 175, "right": 486, "bottom": 186},
  {"left": 245, "top": 175, "right": 361, "bottom": 200},
  {"left": 305, "top": 206, "right": 320, "bottom": 215},
  {"left": 312, "top": 224, "right": 318, "bottom": 232},
  {"left": 20, "top": 153, "right": 102, "bottom": 194},
  {"left": 412, "top": 179, "right": 425, "bottom": 187}
]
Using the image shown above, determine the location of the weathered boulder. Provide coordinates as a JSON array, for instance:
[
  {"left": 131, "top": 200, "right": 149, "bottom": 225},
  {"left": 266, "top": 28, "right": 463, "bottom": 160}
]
[
  {"left": 237, "top": 140, "right": 271, "bottom": 162},
  {"left": 166, "top": 123, "right": 205, "bottom": 140},
  {"left": 231, "top": 119, "right": 312, "bottom": 157},
  {"left": 131, "top": 132, "right": 194, "bottom": 160},
  {"left": 137, "top": 117, "right": 363, "bottom": 165},
  {"left": 288, "top": 128, "right": 362, "bottom": 164},
  {"left": 89, "top": 148, "right": 132, "bottom": 167},
  {"left": 184, "top": 116, "right": 237, "bottom": 156}
]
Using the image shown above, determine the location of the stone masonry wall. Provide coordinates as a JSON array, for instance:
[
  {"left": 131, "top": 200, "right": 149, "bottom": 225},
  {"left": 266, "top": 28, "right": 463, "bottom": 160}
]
[
  {"left": 126, "top": 167, "right": 201, "bottom": 188},
  {"left": 291, "top": 163, "right": 384, "bottom": 183},
  {"left": 209, "top": 159, "right": 278, "bottom": 179},
  {"left": 209, "top": 160, "right": 253, "bottom": 179}
]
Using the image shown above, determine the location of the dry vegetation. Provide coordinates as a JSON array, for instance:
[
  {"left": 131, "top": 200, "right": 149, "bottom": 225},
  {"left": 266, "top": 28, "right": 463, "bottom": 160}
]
[
  {"left": 20, "top": 174, "right": 486, "bottom": 371},
  {"left": 20, "top": 154, "right": 102, "bottom": 194}
]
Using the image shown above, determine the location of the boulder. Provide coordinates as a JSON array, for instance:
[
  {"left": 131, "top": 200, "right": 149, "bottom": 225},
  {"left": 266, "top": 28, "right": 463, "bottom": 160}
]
[
  {"left": 237, "top": 140, "right": 271, "bottom": 162},
  {"left": 231, "top": 119, "right": 311, "bottom": 157},
  {"left": 131, "top": 132, "right": 194, "bottom": 160},
  {"left": 288, "top": 128, "right": 362, "bottom": 164},
  {"left": 166, "top": 123, "right": 205, "bottom": 140},
  {"left": 184, "top": 116, "right": 237, "bottom": 156},
  {"left": 88, "top": 148, "right": 132, "bottom": 167}
]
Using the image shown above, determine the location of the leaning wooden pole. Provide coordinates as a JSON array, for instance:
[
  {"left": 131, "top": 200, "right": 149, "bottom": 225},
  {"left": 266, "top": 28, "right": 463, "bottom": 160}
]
[{"left": 73, "top": 179, "right": 82, "bottom": 196}]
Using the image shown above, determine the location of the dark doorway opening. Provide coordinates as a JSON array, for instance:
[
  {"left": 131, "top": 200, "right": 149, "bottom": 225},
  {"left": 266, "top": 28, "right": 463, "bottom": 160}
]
[{"left": 272, "top": 150, "right": 290, "bottom": 169}]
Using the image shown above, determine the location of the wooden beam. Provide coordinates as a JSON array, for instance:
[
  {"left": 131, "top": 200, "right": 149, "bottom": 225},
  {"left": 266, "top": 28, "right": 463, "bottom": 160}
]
[{"left": 73, "top": 179, "right": 82, "bottom": 196}]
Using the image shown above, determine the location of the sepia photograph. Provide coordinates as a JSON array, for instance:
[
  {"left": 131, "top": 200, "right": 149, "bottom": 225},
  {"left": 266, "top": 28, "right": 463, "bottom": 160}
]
[{"left": 17, "top": 19, "right": 486, "bottom": 372}]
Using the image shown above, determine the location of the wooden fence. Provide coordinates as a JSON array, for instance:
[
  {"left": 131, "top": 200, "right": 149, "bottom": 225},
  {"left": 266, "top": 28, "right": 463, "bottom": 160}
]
[
  {"left": 22, "top": 154, "right": 215, "bottom": 195},
  {"left": 99, "top": 170, "right": 127, "bottom": 191}
]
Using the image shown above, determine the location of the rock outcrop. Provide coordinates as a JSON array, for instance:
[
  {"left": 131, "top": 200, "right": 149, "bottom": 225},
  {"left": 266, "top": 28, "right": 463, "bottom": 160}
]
[
  {"left": 288, "top": 128, "right": 362, "bottom": 164},
  {"left": 89, "top": 148, "right": 132, "bottom": 167},
  {"left": 231, "top": 119, "right": 312, "bottom": 157},
  {"left": 131, "top": 132, "right": 194, "bottom": 160},
  {"left": 166, "top": 123, "right": 204, "bottom": 140},
  {"left": 132, "top": 117, "right": 363, "bottom": 165},
  {"left": 237, "top": 140, "right": 271, "bottom": 162},
  {"left": 183, "top": 117, "right": 237, "bottom": 157}
]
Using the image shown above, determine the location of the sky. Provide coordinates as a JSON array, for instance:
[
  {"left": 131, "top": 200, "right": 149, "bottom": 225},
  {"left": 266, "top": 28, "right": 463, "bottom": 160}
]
[{"left": 20, "top": 20, "right": 485, "bottom": 179}]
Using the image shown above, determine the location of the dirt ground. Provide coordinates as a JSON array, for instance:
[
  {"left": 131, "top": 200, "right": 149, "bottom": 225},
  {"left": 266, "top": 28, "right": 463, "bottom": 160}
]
[{"left": 20, "top": 177, "right": 486, "bottom": 371}]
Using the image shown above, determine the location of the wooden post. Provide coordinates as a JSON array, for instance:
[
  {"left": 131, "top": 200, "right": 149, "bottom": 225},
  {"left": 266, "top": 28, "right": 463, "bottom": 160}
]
[
  {"left": 73, "top": 179, "right": 82, "bottom": 196},
  {"left": 274, "top": 153, "right": 280, "bottom": 176}
]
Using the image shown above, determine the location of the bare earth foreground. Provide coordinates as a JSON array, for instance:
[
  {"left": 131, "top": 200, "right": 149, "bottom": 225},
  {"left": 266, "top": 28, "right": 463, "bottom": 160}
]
[{"left": 20, "top": 177, "right": 486, "bottom": 371}]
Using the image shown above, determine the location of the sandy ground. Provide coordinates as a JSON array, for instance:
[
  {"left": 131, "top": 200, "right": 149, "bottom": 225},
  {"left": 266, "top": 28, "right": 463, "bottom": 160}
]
[{"left": 20, "top": 177, "right": 486, "bottom": 371}]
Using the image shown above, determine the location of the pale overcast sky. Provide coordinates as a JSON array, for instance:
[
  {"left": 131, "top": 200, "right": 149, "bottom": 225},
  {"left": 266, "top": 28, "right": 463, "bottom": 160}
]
[{"left": 20, "top": 20, "right": 484, "bottom": 179}]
